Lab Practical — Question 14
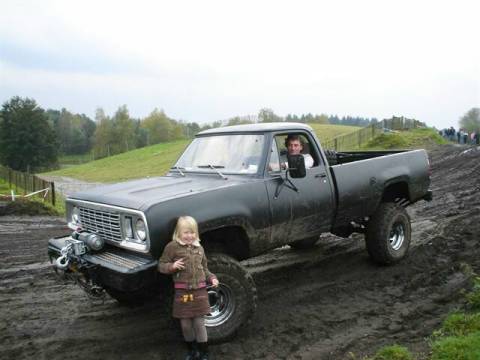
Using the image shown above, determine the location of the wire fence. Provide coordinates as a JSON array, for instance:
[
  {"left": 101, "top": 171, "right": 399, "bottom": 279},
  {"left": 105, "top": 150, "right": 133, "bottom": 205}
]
[
  {"left": 322, "top": 117, "right": 425, "bottom": 151},
  {"left": 0, "top": 165, "right": 55, "bottom": 205}
]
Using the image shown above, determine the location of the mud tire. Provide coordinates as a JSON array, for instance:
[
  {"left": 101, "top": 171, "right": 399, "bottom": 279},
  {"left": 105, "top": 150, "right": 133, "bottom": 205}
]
[
  {"left": 206, "top": 253, "right": 257, "bottom": 343},
  {"left": 289, "top": 236, "right": 319, "bottom": 250},
  {"left": 366, "top": 202, "right": 411, "bottom": 265}
]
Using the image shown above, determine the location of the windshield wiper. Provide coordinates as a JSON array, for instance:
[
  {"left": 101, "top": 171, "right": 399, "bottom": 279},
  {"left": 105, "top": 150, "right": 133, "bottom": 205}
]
[
  {"left": 197, "top": 164, "right": 228, "bottom": 180},
  {"left": 170, "top": 166, "right": 186, "bottom": 177}
]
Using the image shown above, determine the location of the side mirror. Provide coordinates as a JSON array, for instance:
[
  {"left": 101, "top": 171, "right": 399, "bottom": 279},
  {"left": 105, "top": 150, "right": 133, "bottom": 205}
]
[{"left": 287, "top": 154, "right": 306, "bottom": 178}]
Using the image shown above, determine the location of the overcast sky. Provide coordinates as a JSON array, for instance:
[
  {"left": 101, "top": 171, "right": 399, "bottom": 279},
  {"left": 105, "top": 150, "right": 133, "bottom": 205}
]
[{"left": 1, "top": 0, "right": 478, "bottom": 129}]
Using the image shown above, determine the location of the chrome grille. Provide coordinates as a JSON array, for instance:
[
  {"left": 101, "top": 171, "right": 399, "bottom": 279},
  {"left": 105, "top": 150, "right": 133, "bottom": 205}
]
[{"left": 79, "top": 207, "right": 122, "bottom": 242}]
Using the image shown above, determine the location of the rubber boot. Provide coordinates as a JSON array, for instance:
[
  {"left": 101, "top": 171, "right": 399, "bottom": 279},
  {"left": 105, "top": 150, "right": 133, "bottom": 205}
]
[
  {"left": 197, "top": 342, "right": 209, "bottom": 360},
  {"left": 184, "top": 341, "right": 199, "bottom": 360}
]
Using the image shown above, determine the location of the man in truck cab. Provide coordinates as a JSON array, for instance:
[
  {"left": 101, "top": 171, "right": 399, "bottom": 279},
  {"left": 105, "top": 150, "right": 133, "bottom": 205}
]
[{"left": 284, "top": 134, "right": 314, "bottom": 169}]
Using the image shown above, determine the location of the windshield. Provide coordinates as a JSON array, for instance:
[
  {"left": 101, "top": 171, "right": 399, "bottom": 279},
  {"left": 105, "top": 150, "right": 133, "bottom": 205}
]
[{"left": 174, "top": 134, "right": 265, "bottom": 174}]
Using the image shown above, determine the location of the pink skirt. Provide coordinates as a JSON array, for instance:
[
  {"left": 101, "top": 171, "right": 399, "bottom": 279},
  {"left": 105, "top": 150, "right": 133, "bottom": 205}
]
[{"left": 172, "top": 288, "right": 211, "bottom": 319}]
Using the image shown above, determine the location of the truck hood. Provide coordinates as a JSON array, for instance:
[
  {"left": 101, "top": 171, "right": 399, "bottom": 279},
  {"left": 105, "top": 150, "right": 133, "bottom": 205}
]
[{"left": 68, "top": 174, "right": 253, "bottom": 211}]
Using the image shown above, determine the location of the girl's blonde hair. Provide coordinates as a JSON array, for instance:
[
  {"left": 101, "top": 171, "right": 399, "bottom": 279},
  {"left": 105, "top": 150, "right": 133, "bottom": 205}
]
[{"left": 172, "top": 216, "right": 200, "bottom": 243}]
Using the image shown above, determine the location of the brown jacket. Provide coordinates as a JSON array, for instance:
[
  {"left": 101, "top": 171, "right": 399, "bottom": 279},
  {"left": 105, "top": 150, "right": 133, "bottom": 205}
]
[{"left": 158, "top": 239, "right": 216, "bottom": 289}]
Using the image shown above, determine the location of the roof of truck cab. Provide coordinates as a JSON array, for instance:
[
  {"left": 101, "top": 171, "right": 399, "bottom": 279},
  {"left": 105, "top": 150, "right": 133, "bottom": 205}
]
[{"left": 197, "top": 122, "right": 313, "bottom": 136}]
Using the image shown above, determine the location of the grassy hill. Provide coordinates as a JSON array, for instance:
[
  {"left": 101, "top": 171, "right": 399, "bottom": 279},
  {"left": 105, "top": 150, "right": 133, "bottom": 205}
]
[
  {"left": 308, "top": 123, "right": 360, "bottom": 143},
  {"left": 44, "top": 140, "right": 189, "bottom": 182},
  {"left": 43, "top": 124, "right": 360, "bottom": 183},
  {"left": 361, "top": 128, "right": 448, "bottom": 150}
]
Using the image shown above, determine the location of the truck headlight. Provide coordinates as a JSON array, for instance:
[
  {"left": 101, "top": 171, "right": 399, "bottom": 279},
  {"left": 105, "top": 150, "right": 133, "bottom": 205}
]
[
  {"left": 72, "top": 206, "right": 81, "bottom": 224},
  {"left": 135, "top": 219, "right": 147, "bottom": 241}
]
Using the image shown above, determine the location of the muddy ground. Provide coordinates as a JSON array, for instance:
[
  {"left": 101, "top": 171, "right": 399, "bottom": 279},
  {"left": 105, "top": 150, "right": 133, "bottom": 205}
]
[{"left": 1, "top": 144, "right": 479, "bottom": 360}]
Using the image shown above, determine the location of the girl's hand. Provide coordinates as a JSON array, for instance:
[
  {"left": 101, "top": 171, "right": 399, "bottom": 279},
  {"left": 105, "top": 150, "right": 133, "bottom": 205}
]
[
  {"left": 172, "top": 258, "right": 185, "bottom": 271},
  {"left": 211, "top": 278, "right": 219, "bottom": 287}
]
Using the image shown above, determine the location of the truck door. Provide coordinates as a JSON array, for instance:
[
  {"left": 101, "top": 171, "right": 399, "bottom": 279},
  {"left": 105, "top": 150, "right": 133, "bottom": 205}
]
[{"left": 265, "top": 133, "right": 335, "bottom": 246}]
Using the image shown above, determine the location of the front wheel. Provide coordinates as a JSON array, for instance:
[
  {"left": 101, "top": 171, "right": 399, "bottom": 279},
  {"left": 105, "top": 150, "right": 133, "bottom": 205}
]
[
  {"left": 365, "top": 202, "right": 411, "bottom": 265},
  {"left": 205, "top": 254, "right": 257, "bottom": 342}
]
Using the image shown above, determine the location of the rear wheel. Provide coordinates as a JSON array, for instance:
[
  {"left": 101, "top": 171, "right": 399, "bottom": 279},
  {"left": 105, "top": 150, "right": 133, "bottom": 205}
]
[
  {"left": 205, "top": 254, "right": 257, "bottom": 342},
  {"left": 366, "top": 202, "right": 411, "bottom": 265}
]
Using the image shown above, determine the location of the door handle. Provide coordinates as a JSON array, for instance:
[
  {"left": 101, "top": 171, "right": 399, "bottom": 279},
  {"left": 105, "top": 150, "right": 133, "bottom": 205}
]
[{"left": 315, "top": 173, "right": 327, "bottom": 178}]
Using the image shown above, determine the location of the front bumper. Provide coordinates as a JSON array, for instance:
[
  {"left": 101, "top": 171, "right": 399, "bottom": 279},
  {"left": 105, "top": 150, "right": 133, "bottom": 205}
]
[
  {"left": 49, "top": 236, "right": 157, "bottom": 274},
  {"left": 48, "top": 236, "right": 158, "bottom": 291}
]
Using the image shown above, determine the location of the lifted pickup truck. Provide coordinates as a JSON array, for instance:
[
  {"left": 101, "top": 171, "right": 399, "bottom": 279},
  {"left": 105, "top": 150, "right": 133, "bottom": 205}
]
[{"left": 48, "top": 122, "right": 432, "bottom": 341}]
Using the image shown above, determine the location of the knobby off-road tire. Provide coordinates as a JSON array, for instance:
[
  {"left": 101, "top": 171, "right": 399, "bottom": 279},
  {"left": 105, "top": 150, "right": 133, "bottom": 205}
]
[
  {"left": 366, "top": 202, "right": 411, "bottom": 265},
  {"left": 289, "top": 236, "right": 319, "bottom": 250},
  {"left": 205, "top": 253, "right": 257, "bottom": 343}
]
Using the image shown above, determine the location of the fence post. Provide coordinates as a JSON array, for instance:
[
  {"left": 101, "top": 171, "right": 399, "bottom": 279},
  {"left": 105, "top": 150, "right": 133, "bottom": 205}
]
[
  {"left": 334, "top": 138, "right": 338, "bottom": 151},
  {"left": 51, "top": 182, "right": 55, "bottom": 206}
]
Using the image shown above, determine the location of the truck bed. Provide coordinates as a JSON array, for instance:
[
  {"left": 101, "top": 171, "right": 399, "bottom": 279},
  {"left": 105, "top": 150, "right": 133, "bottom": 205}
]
[
  {"left": 327, "top": 149, "right": 430, "bottom": 227},
  {"left": 326, "top": 150, "right": 406, "bottom": 165}
]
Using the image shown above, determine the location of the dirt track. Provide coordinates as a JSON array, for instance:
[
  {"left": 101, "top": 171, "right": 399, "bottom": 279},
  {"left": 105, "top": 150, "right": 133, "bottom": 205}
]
[{"left": 1, "top": 144, "right": 479, "bottom": 359}]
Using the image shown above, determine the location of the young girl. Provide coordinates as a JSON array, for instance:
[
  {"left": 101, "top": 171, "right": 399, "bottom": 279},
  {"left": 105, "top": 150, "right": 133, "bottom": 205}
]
[{"left": 158, "top": 216, "right": 219, "bottom": 360}]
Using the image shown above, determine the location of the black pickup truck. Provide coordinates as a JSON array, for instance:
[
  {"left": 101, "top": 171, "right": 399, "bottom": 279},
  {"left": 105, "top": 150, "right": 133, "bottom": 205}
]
[{"left": 48, "top": 122, "right": 432, "bottom": 341}]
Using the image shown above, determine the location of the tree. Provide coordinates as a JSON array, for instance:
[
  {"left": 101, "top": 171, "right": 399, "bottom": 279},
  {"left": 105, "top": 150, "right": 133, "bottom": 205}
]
[
  {"left": 226, "top": 116, "right": 253, "bottom": 126},
  {"left": 112, "top": 105, "right": 136, "bottom": 153},
  {"left": 0, "top": 96, "right": 58, "bottom": 171},
  {"left": 258, "top": 108, "right": 283, "bottom": 123},
  {"left": 47, "top": 108, "right": 96, "bottom": 155},
  {"left": 184, "top": 122, "right": 201, "bottom": 138},
  {"left": 459, "top": 108, "right": 480, "bottom": 132},
  {"left": 141, "top": 109, "right": 174, "bottom": 145},
  {"left": 93, "top": 108, "right": 114, "bottom": 158}
]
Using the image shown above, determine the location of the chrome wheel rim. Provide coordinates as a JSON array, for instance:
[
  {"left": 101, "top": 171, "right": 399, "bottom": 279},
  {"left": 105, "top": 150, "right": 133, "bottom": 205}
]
[
  {"left": 389, "top": 222, "right": 405, "bottom": 251},
  {"left": 205, "top": 283, "right": 235, "bottom": 327}
]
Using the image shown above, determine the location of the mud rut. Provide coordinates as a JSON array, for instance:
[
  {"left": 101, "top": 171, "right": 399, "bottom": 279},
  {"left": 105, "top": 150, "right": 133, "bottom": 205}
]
[{"left": 1, "top": 144, "right": 479, "bottom": 360}]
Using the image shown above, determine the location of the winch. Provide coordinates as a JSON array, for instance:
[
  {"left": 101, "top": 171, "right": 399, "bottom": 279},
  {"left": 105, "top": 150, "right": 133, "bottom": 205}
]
[
  {"left": 55, "top": 239, "right": 87, "bottom": 270},
  {"left": 53, "top": 233, "right": 106, "bottom": 301}
]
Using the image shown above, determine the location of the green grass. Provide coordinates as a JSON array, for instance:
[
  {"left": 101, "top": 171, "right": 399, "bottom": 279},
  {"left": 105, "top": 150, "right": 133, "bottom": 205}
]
[
  {"left": 58, "top": 153, "right": 94, "bottom": 166},
  {"left": 365, "top": 277, "right": 480, "bottom": 360},
  {"left": 431, "top": 332, "right": 480, "bottom": 360},
  {"left": 365, "top": 345, "right": 414, "bottom": 360},
  {"left": 43, "top": 140, "right": 190, "bottom": 182},
  {"left": 0, "top": 178, "right": 10, "bottom": 194},
  {"left": 466, "top": 277, "right": 480, "bottom": 310},
  {"left": 42, "top": 124, "right": 360, "bottom": 183},
  {"left": 362, "top": 128, "right": 448, "bottom": 150},
  {"left": 0, "top": 177, "right": 62, "bottom": 215},
  {"left": 309, "top": 123, "right": 360, "bottom": 142},
  {"left": 439, "top": 313, "right": 480, "bottom": 337}
]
